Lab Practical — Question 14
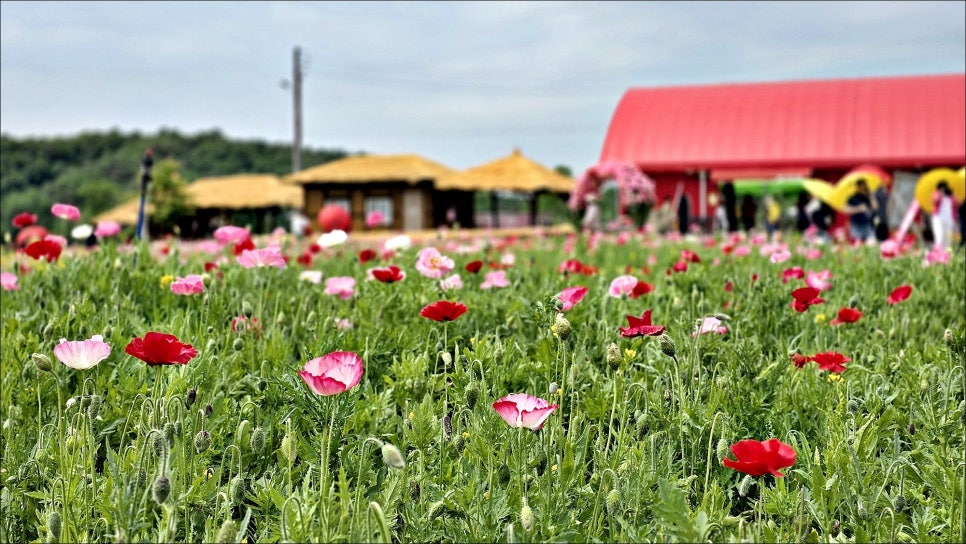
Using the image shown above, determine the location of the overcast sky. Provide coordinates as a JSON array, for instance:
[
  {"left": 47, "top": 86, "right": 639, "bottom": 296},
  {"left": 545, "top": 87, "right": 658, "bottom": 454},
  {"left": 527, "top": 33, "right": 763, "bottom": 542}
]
[{"left": 2, "top": 1, "right": 964, "bottom": 173}]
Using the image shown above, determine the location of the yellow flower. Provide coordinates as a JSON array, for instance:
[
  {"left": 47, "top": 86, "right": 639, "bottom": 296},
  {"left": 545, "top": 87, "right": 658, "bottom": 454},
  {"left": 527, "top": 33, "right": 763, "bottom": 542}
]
[
  {"left": 551, "top": 464, "right": 559, "bottom": 472},
  {"left": 408, "top": 411, "right": 415, "bottom": 420},
  {"left": 483, "top": 491, "right": 490, "bottom": 499},
  {"left": 461, "top": 432, "right": 469, "bottom": 439},
  {"left": 623, "top": 349, "right": 637, "bottom": 362},
  {"left": 160, "top": 274, "right": 175, "bottom": 289},
  {"left": 814, "top": 313, "right": 827, "bottom": 324},
  {"left": 827, "top": 373, "right": 842, "bottom": 383}
]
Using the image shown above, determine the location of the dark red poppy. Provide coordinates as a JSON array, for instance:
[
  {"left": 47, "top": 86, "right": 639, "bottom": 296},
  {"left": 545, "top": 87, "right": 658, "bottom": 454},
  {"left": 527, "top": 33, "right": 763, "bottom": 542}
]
[
  {"left": 308, "top": 243, "right": 322, "bottom": 254},
  {"left": 24, "top": 239, "right": 62, "bottom": 262},
  {"left": 722, "top": 438, "right": 797, "bottom": 477},
  {"left": 124, "top": 332, "right": 198, "bottom": 366},
  {"left": 751, "top": 273, "right": 758, "bottom": 282},
  {"left": 465, "top": 260, "right": 483, "bottom": 274},
  {"left": 420, "top": 301, "right": 468, "bottom": 322},
  {"left": 810, "top": 351, "right": 850, "bottom": 373},
  {"left": 790, "top": 353, "right": 810, "bottom": 369},
  {"left": 887, "top": 285, "right": 912, "bottom": 305},
  {"left": 618, "top": 309, "right": 666, "bottom": 337},
  {"left": 358, "top": 248, "right": 377, "bottom": 264},
  {"left": 372, "top": 265, "right": 405, "bottom": 283},
  {"left": 829, "top": 307, "right": 862, "bottom": 326},
  {"left": 782, "top": 267, "right": 804, "bottom": 284},
  {"left": 724, "top": 281, "right": 733, "bottom": 292},
  {"left": 233, "top": 237, "right": 255, "bottom": 256},
  {"left": 204, "top": 261, "right": 224, "bottom": 280},
  {"left": 629, "top": 280, "right": 654, "bottom": 299},
  {"left": 297, "top": 252, "right": 313, "bottom": 266},
  {"left": 12, "top": 212, "right": 37, "bottom": 228},
  {"left": 790, "top": 287, "right": 825, "bottom": 313}
]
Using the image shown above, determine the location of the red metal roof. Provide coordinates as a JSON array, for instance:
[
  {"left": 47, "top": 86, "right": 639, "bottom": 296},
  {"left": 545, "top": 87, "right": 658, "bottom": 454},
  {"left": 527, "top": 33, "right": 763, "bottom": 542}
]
[{"left": 599, "top": 74, "right": 966, "bottom": 172}]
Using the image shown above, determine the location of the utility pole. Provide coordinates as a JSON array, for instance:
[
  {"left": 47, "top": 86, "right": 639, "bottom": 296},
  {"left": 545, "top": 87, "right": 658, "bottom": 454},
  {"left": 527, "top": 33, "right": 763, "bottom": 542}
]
[{"left": 292, "top": 46, "right": 303, "bottom": 174}]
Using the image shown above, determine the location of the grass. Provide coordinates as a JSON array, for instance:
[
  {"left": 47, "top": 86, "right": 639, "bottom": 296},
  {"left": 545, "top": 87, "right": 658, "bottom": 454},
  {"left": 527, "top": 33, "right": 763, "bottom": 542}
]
[{"left": 1, "top": 229, "right": 964, "bottom": 543}]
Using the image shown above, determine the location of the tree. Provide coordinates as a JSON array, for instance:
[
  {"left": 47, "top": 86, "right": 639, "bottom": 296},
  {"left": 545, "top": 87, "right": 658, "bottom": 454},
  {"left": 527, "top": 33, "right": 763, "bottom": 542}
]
[{"left": 149, "top": 158, "right": 195, "bottom": 233}]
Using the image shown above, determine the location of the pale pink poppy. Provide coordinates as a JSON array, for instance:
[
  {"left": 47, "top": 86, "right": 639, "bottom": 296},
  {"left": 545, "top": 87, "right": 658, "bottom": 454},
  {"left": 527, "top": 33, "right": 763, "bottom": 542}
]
[
  {"left": 333, "top": 318, "right": 353, "bottom": 331},
  {"left": 805, "top": 270, "right": 832, "bottom": 291},
  {"left": 692, "top": 316, "right": 728, "bottom": 337},
  {"left": 556, "top": 286, "right": 588, "bottom": 311},
  {"left": 733, "top": 246, "right": 751, "bottom": 257},
  {"left": 324, "top": 276, "right": 356, "bottom": 299},
  {"left": 1, "top": 271, "right": 19, "bottom": 291},
  {"left": 802, "top": 248, "right": 823, "bottom": 260},
  {"left": 879, "top": 239, "right": 900, "bottom": 259},
  {"left": 492, "top": 393, "right": 558, "bottom": 431},
  {"left": 53, "top": 335, "right": 111, "bottom": 370},
  {"left": 298, "top": 351, "right": 364, "bottom": 396},
  {"left": 94, "top": 221, "right": 122, "bottom": 239},
  {"left": 237, "top": 246, "right": 286, "bottom": 269},
  {"left": 170, "top": 274, "right": 205, "bottom": 295},
  {"left": 758, "top": 242, "right": 786, "bottom": 258},
  {"left": 480, "top": 271, "right": 510, "bottom": 289},
  {"left": 439, "top": 273, "right": 463, "bottom": 291},
  {"left": 501, "top": 253, "right": 516, "bottom": 267},
  {"left": 214, "top": 225, "right": 250, "bottom": 245},
  {"left": 749, "top": 233, "right": 767, "bottom": 245},
  {"left": 415, "top": 247, "right": 455, "bottom": 278},
  {"left": 51, "top": 203, "right": 81, "bottom": 221},
  {"left": 769, "top": 249, "right": 792, "bottom": 264},
  {"left": 924, "top": 246, "right": 950, "bottom": 266},
  {"left": 608, "top": 275, "right": 638, "bottom": 298}
]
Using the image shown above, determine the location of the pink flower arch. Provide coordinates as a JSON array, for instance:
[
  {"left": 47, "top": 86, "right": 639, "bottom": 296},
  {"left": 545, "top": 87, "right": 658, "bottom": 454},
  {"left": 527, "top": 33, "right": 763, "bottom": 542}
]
[{"left": 568, "top": 161, "right": 657, "bottom": 214}]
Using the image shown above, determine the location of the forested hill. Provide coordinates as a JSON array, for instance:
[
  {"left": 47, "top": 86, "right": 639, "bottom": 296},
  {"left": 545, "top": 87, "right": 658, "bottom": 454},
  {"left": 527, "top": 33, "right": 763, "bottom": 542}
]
[{"left": 0, "top": 128, "right": 352, "bottom": 231}]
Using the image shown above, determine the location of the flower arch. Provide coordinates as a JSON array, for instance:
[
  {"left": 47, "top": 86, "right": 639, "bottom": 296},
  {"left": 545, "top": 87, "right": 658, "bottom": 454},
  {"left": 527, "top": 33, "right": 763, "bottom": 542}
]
[{"left": 568, "top": 161, "right": 657, "bottom": 215}]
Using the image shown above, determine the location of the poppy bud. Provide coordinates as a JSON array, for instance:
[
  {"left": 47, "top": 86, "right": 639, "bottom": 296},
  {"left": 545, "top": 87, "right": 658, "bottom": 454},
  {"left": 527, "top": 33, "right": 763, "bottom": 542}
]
[
  {"left": 241, "top": 301, "right": 254, "bottom": 318},
  {"left": 907, "top": 421, "right": 916, "bottom": 435},
  {"left": 464, "top": 384, "right": 479, "bottom": 410},
  {"left": 195, "top": 430, "right": 212, "bottom": 453},
  {"left": 409, "top": 479, "right": 420, "bottom": 500},
  {"left": 232, "top": 338, "right": 244, "bottom": 351},
  {"left": 943, "top": 328, "right": 954, "bottom": 344},
  {"left": 230, "top": 476, "right": 246, "bottom": 504},
  {"left": 605, "top": 488, "right": 621, "bottom": 515},
  {"left": 153, "top": 475, "right": 171, "bottom": 504},
  {"left": 87, "top": 395, "right": 102, "bottom": 420},
  {"left": 205, "top": 404, "right": 213, "bottom": 418},
  {"left": 659, "top": 334, "right": 676, "bottom": 359},
  {"left": 520, "top": 502, "right": 534, "bottom": 532},
  {"left": 152, "top": 431, "right": 165, "bottom": 457},
  {"left": 737, "top": 474, "right": 754, "bottom": 497},
  {"left": 103, "top": 326, "right": 113, "bottom": 339},
  {"left": 848, "top": 295, "right": 859, "bottom": 308},
  {"left": 427, "top": 500, "right": 445, "bottom": 520},
  {"left": 185, "top": 389, "right": 197, "bottom": 408},
  {"left": 281, "top": 434, "right": 296, "bottom": 462},
  {"left": 548, "top": 382, "right": 559, "bottom": 396},
  {"left": 453, "top": 433, "right": 467, "bottom": 453},
  {"left": 893, "top": 495, "right": 906, "bottom": 513},
  {"left": 237, "top": 419, "right": 250, "bottom": 445},
  {"left": 32, "top": 353, "right": 53, "bottom": 373},
  {"left": 47, "top": 511, "right": 62, "bottom": 542},
  {"left": 42, "top": 323, "right": 54, "bottom": 341},
  {"left": 137, "top": 468, "right": 147, "bottom": 489},
  {"left": 250, "top": 427, "right": 266, "bottom": 454},
  {"left": 381, "top": 443, "right": 406, "bottom": 470},
  {"left": 606, "top": 343, "right": 622, "bottom": 370},
  {"left": 857, "top": 499, "right": 868, "bottom": 520},
  {"left": 164, "top": 422, "right": 177, "bottom": 446},
  {"left": 216, "top": 519, "right": 237, "bottom": 544},
  {"left": 716, "top": 438, "right": 729, "bottom": 461},
  {"left": 552, "top": 313, "right": 572, "bottom": 340},
  {"left": 275, "top": 312, "right": 286, "bottom": 325}
]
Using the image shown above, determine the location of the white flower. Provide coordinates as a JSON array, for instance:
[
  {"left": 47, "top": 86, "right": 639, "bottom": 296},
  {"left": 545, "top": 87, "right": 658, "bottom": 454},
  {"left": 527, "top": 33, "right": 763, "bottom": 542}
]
[
  {"left": 299, "top": 270, "right": 323, "bottom": 284},
  {"left": 70, "top": 224, "right": 94, "bottom": 240},
  {"left": 316, "top": 229, "right": 348, "bottom": 248},
  {"left": 384, "top": 234, "right": 412, "bottom": 252}
]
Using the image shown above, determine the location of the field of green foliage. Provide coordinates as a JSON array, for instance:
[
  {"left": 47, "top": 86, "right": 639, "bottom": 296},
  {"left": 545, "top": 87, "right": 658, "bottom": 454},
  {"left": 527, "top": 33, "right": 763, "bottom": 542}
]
[{"left": 1, "top": 228, "right": 964, "bottom": 543}]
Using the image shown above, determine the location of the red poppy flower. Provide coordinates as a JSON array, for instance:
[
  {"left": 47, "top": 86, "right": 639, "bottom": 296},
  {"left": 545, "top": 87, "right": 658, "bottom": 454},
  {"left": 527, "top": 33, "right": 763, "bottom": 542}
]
[
  {"left": 629, "top": 280, "right": 654, "bottom": 299},
  {"left": 782, "top": 267, "right": 804, "bottom": 284},
  {"left": 810, "top": 351, "right": 850, "bottom": 373},
  {"left": 465, "top": 260, "right": 483, "bottom": 274},
  {"left": 680, "top": 249, "right": 701, "bottom": 263},
  {"left": 887, "top": 285, "right": 912, "bottom": 305},
  {"left": 724, "top": 281, "right": 733, "bottom": 292},
  {"left": 358, "top": 248, "right": 377, "bottom": 264},
  {"left": 618, "top": 309, "right": 667, "bottom": 337},
  {"left": 308, "top": 243, "right": 322, "bottom": 254},
  {"left": 420, "top": 301, "right": 468, "bottom": 322},
  {"left": 372, "top": 265, "right": 406, "bottom": 283},
  {"left": 672, "top": 261, "right": 688, "bottom": 273},
  {"left": 24, "top": 239, "right": 62, "bottom": 262},
  {"left": 790, "top": 353, "right": 810, "bottom": 369},
  {"left": 233, "top": 237, "right": 255, "bottom": 256},
  {"left": 722, "top": 438, "right": 797, "bottom": 477},
  {"left": 124, "top": 332, "right": 198, "bottom": 366},
  {"left": 12, "top": 212, "right": 37, "bottom": 228},
  {"left": 790, "top": 287, "right": 825, "bottom": 312},
  {"left": 829, "top": 307, "right": 863, "bottom": 326},
  {"left": 297, "top": 252, "right": 313, "bottom": 266}
]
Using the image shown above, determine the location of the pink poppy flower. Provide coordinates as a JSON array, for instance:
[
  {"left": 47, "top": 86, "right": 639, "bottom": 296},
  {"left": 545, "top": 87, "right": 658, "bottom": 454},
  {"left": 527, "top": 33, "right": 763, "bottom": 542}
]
[
  {"left": 692, "top": 316, "right": 728, "bottom": 336},
  {"left": 879, "top": 239, "right": 899, "bottom": 259},
  {"left": 492, "top": 393, "right": 558, "bottom": 431},
  {"left": 556, "top": 286, "right": 588, "bottom": 311},
  {"left": 325, "top": 276, "right": 356, "bottom": 299},
  {"left": 214, "top": 225, "right": 251, "bottom": 245},
  {"left": 805, "top": 270, "right": 832, "bottom": 291},
  {"left": 333, "top": 318, "right": 353, "bottom": 331},
  {"left": 415, "top": 247, "right": 455, "bottom": 278},
  {"left": 887, "top": 285, "right": 912, "bottom": 305},
  {"left": 439, "top": 273, "right": 463, "bottom": 291},
  {"left": 769, "top": 249, "right": 792, "bottom": 264},
  {"left": 782, "top": 267, "right": 804, "bottom": 283},
  {"left": 924, "top": 246, "right": 950, "bottom": 266},
  {"left": 480, "top": 271, "right": 509, "bottom": 289},
  {"left": 749, "top": 233, "right": 767, "bottom": 245},
  {"left": 51, "top": 203, "right": 80, "bottom": 221},
  {"left": 732, "top": 245, "right": 751, "bottom": 257},
  {"left": 94, "top": 221, "right": 122, "bottom": 239},
  {"left": 608, "top": 275, "right": 638, "bottom": 298},
  {"left": 365, "top": 210, "right": 386, "bottom": 228},
  {"left": 802, "top": 248, "right": 823, "bottom": 260},
  {"left": 1, "top": 271, "right": 19, "bottom": 291},
  {"left": 53, "top": 335, "right": 112, "bottom": 370},
  {"left": 170, "top": 274, "right": 205, "bottom": 295},
  {"left": 298, "top": 351, "right": 364, "bottom": 396},
  {"left": 237, "top": 246, "right": 286, "bottom": 269}
]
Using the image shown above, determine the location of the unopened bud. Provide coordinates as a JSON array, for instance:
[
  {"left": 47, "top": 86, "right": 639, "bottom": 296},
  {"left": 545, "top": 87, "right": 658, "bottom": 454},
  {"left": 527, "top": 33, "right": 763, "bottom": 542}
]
[
  {"left": 87, "top": 395, "right": 103, "bottom": 420},
  {"left": 427, "top": 500, "right": 445, "bottom": 520},
  {"left": 32, "top": 353, "right": 53, "bottom": 373},
  {"left": 232, "top": 338, "right": 244, "bottom": 351},
  {"left": 943, "top": 329, "right": 954, "bottom": 344},
  {"left": 152, "top": 475, "right": 171, "bottom": 504},
  {"left": 216, "top": 519, "right": 237, "bottom": 544},
  {"left": 857, "top": 499, "right": 868, "bottom": 520},
  {"left": 716, "top": 438, "right": 729, "bottom": 461},
  {"left": 552, "top": 313, "right": 572, "bottom": 340},
  {"left": 548, "top": 382, "right": 559, "bottom": 396},
  {"left": 520, "top": 502, "right": 534, "bottom": 532},
  {"left": 230, "top": 476, "right": 246, "bottom": 504},
  {"left": 281, "top": 434, "right": 296, "bottom": 462},
  {"left": 659, "top": 334, "right": 676, "bottom": 359},
  {"left": 605, "top": 488, "right": 621, "bottom": 515},
  {"left": 442, "top": 415, "right": 453, "bottom": 438},
  {"left": 893, "top": 495, "right": 906, "bottom": 513},
  {"left": 606, "top": 343, "right": 622, "bottom": 370},
  {"left": 409, "top": 479, "right": 420, "bottom": 501},
  {"left": 250, "top": 427, "right": 266, "bottom": 454},
  {"left": 185, "top": 389, "right": 197, "bottom": 408},
  {"left": 464, "top": 384, "right": 479, "bottom": 410},
  {"left": 241, "top": 301, "right": 254, "bottom": 318},
  {"left": 381, "top": 443, "right": 406, "bottom": 470},
  {"left": 440, "top": 351, "right": 452, "bottom": 368},
  {"left": 737, "top": 474, "right": 754, "bottom": 497},
  {"left": 42, "top": 323, "right": 54, "bottom": 341},
  {"left": 453, "top": 434, "right": 467, "bottom": 453},
  {"left": 848, "top": 295, "right": 859, "bottom": 308},
  {"left": 164, "top": 422, "right": 177, "bottom": 446},
  {"left": 194, "top": 430, "right": 212, "bottom": 453},
  {"left": 152, "top": 431, "right": 165, "bottom": 457},
  {"left": 47, "top": 511, "right": 62, "bottom": 542}
]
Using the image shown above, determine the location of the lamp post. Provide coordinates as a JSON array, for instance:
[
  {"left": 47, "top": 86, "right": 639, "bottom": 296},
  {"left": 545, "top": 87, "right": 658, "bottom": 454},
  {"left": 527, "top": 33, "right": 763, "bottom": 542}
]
[{"left": 136, "top": 148, "right": 154, "bottom": 242}]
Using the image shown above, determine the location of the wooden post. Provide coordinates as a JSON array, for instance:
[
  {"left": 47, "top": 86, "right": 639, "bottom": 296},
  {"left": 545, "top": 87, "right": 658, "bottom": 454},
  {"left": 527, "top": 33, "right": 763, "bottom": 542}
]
[{"left": 490, "top": 191, "right": 499, "bottom": 228}]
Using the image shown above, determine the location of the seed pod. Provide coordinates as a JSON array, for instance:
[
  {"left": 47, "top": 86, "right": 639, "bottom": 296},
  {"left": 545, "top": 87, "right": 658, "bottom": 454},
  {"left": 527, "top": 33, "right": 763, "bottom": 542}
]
[
  {"left": 606, "top": 343, "right": 622, "bottom": 370},
  {"left": 195, "top": 430, "right": 212, "bottom": 453},
  {"left": 32, "top": 353, "right": 53, "bottom": 373},
  {"left": 464, "top": 384, "right": 479, "bottom": 410},
  {"left": 250, "top": 427, "right": 266, "bottom": 454},
  {"left": 737, "top": 474, "right": 754, "bottom": 497},
  {"left": 520, "top": 503, "right": 534, "bottom": 532},
  {"left": 381, "top": 443, "right": 406, "bottom": 470},
  {"left": 659, "top": 334, "right": 676, "bottom": 360},
  {"left": 216, "top": 519, "right": 237, "bottom": 544},
  {"left": 153, "top": 475, "right": 171, "bottom": 504},
  {"left": 47, "top": 511, "right": 62, "bottom": 542},
  {"left": 230, "top": 476, "right": 246, "bottom": 504},
  {"left": 605, "top": 488, "right": 621, "bottom": 515}
]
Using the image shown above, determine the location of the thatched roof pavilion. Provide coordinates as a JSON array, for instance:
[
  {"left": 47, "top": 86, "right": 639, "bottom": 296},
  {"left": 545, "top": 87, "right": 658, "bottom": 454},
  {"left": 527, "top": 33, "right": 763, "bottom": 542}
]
[
  {"left": 435, "top": 149, "right": 573, "bottom": 193},
  {"left": 286, "top": 154, "right": 454, "bottom": 185}
]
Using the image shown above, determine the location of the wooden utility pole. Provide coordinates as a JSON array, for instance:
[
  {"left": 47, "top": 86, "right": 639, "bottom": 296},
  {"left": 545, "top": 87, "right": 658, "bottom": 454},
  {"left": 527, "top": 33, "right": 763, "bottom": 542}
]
[{"left": 292, "top": 46, "right": 303, "bottom": 174}]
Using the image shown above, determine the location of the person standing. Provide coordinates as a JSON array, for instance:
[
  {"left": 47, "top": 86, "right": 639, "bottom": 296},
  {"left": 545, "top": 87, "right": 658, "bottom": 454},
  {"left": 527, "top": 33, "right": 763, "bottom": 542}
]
[
  {"left": 721, "top": 182, "right": 738, "bottom": 233},
  {"left": 873, "top": 182, "right": 890, "bottom": 241},
  {"left": 740, "top": 195, "right": 757, "bottom": 232},
  {"left": 581, "top": 192, "right": 602, "bottom": 233},
  {"left": 930, "top": 182, "right": 957, "bottom": 249},
  {"left": 764, "top": 195, "right": 781, "bottom": 238},
  {"left": 843, "top": 178, "right": 876, "bottom": 243}
]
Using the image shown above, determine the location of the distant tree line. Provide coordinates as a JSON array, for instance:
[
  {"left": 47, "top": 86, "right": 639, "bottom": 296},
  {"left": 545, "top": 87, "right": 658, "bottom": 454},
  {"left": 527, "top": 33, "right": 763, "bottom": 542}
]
[{"left": 0, "top": 128, "right": 351, "bottom": 235}]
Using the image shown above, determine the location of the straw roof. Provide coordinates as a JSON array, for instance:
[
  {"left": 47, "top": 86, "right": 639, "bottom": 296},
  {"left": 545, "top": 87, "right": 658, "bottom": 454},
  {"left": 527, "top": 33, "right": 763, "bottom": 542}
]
[
  {"left": 434, "top": 149, "right": 574, "bottom": 193},
  {"left": 286, "top": 154, "right": 455, "bottom": 185},
  {"left": 92, "top": 174, "right": 302, "bottom": 225}
]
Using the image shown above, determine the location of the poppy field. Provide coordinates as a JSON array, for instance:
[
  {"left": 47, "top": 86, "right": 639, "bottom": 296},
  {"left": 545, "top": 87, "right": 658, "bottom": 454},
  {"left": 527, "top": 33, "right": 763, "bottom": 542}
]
[{"left": 1, "top": 224, "right": 964, "bottom": 543}]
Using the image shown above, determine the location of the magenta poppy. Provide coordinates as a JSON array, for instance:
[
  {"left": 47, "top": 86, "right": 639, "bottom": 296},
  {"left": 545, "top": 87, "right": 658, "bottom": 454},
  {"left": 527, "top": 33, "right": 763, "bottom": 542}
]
[
  {"left": 887, "top": 285, "right": 912, "bottom": 305},
  {"left": 618, "top": 309, "right": 666, "bottom": 337},
  {"left": 556, "top": 286, "right": 588, "bottom": 312},
  {"left": 781, "top": 267, "right": 804, "bottom": 284},
  {"left": 298, "top": 351, "right": 364, "bottom": 396},
  {"left": 723, "top": 438, "right": 797, "bottom": 477},
  {"left": 51, "top": 203, "right": 80, "bottom": 221},
  {"left": 125, "top": 332, "right": 198, "bottom": 366},
  {"left": 492, "top": 393, "right": 558, "bottom": 431},
  {"left": 170, "top": 274, "right": 205, "bottom": 296},
  {"left": 420, "top": 301, "right": 468, "bottom": 322}
]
